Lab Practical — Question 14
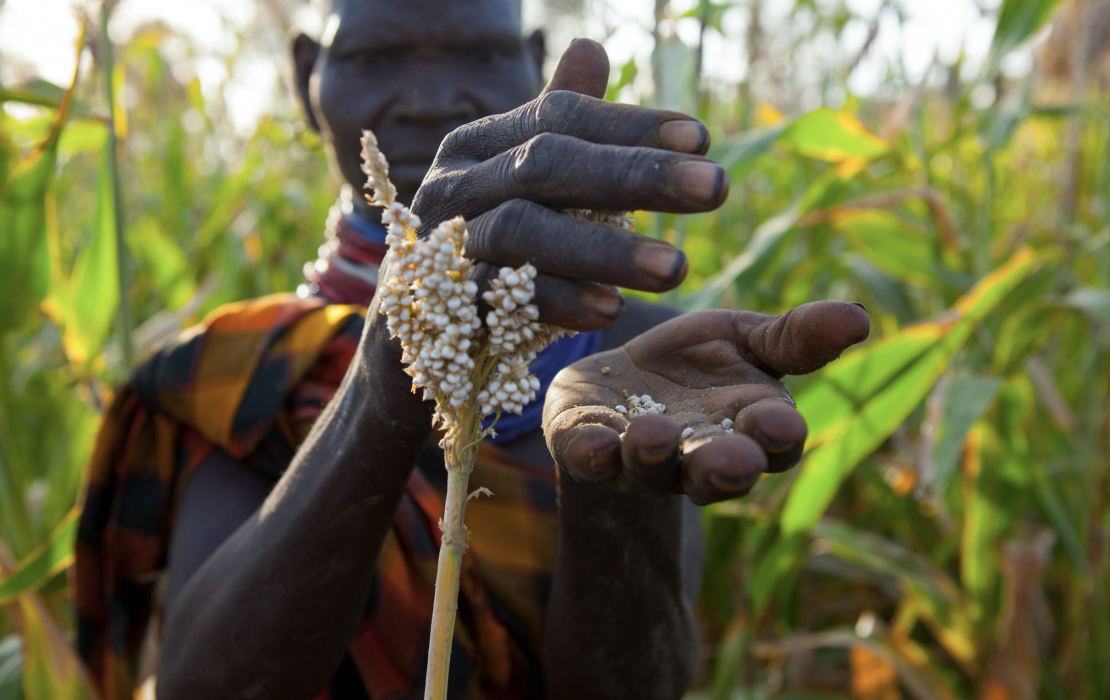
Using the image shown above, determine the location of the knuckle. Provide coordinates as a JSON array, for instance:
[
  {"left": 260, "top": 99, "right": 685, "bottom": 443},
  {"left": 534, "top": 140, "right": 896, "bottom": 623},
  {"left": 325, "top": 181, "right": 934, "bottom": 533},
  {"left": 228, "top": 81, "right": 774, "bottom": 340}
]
[
  {"left": 490, "top": 199, "right": 531, "bottom": 236},
  {"left": 533, "top": 90, "right": 579, "bottom": 133},
  {"left": 509, "top": 133, "right": 564, "bottom": 190}
]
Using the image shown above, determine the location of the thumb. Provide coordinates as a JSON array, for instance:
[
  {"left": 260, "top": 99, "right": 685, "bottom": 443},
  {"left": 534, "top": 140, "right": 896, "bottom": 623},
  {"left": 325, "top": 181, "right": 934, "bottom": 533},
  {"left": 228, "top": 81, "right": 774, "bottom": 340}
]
[
  {"left": 735, "top": 301, "right": 870, "bottom": 377},
  {"left": 542, "top": 38, "right": 610, "bottom": 99}
]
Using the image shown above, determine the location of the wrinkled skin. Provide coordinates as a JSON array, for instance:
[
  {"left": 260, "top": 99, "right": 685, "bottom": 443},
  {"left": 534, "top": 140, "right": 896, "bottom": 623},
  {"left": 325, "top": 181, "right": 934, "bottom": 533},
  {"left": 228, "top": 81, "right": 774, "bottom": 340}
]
[{"left": 545, "top": 303, "right": 871, "bottom": 504}]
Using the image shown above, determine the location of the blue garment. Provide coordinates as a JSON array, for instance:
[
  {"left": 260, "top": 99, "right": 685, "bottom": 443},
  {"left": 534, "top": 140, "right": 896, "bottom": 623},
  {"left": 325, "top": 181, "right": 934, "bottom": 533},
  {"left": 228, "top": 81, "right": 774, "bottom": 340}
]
[
  {"left": 345, "top": 209, "right": 389, "bottom": 244},
  {"left": 483, "top": 330, "right": 604, "bottom": 444}
]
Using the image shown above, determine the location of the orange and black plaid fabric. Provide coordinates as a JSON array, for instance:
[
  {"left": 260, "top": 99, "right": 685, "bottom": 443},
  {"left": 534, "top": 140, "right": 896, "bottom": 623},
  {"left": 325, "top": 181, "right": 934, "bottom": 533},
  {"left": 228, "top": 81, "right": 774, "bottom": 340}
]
[{"left": 73, "top": 294, "right": 560, "bottom": 700}]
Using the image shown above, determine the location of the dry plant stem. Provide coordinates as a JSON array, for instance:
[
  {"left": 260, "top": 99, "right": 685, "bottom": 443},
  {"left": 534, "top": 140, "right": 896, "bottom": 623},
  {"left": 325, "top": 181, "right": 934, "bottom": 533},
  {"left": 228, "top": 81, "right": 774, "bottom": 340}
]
[
  {"left": 424, "top": 452, "right": 472, "bottom": 700},
  {"left": 425, "top": 351, "right": 498, "bottom": 700}
]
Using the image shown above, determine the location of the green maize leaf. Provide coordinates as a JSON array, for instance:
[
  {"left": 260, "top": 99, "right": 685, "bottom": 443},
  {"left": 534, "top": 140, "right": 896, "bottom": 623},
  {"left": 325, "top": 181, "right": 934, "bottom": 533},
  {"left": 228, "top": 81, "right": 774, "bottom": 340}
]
[
  {"left": 14, "top": 597, "right": 91, "bottom": 700},
  {"left": 846, "top": 254, "right": 917, "bottom": 324},
  {"left": 0, "top": 509, "right": 80, "bottom": 607},
  {"left": 931, "top": 374, "right": 1003, "bottom": 494},
  {"left": 778, "top": 108, "right": 889, "bottom": 170},
  {"left": 0, "top": 636, "right": 22, "bottom": 700},
  {"left": 981, "top": 0, "right": 1064, "bottom": 82},
  {"left": 604, "top": 58, "right": 638, "bottom": 103},
  {"left": 0, "top": 140, "right": 57, "bottom": 332},
  {"left": 707, "top": 122, "right": 788, "bottom": 181},
  {"left": 128, "top": 216, "right": 197, "bottom": 310},
  {"left": 1062, "top": 287, "right": 1110, "bottom": 323},
  {"left": 58, "top": 120, "right": 107, "bottom": 155},
  {"left": 684, "top": 168, "right": 845, "bottom": 312},
  {"left": 750, "top": 248, "right": 1039, "bottom": 615},
  {"left": 812, "top": 520, "right": 977, "bottom": 671},
  {"left": 960, "top": 421, "right": 1001, "bottom": 629},
  {"left": 829, "top": 209, "right": 937, "bottom": 286},
  {"left": 62, "top": 144, "right": 121, "bottom": 371}
]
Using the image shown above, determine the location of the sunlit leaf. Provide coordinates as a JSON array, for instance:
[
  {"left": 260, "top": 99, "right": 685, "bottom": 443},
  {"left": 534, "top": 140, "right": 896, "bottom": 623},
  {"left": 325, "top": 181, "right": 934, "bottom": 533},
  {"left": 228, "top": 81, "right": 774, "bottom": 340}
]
[
  {"left": 0, "top": 509, "right": 80, "bottom": 607},
  {"left": 779, "top": 108, "right": 889, "bottom": 174},
  {"left": 0, "top": 140, "right": 57, "bottom": 332},
  {"left": 830, "top": 209, "right": 937, "bottom": 286},
  {"left": 14, "top": 598, "right": 91, "bottom": 700},
  {"left": 128, "top": 216, "right": 196, "bottom": 309},
  {"left": 62, "top": 145, "right": 121, "bottom": 371},
  {"left": 981, "top": 0, "right": 1064, "bottom": 81}
]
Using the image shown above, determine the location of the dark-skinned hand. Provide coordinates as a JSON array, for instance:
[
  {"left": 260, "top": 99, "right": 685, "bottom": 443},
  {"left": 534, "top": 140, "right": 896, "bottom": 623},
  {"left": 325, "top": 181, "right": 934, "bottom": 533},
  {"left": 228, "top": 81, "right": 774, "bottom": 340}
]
[
  {"left": 405, "top": 38, "right": 726, "bottom": 334},
  {"left": 543, "top": 302, "right": 871, "bottom": 505}
]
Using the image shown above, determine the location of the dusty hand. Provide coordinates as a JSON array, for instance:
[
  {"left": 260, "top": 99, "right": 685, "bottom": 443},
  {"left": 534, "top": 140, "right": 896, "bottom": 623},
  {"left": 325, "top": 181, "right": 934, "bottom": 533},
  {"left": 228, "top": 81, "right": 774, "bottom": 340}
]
[
  {"left": 407, "top": 39, "right": 728, "bottom": 333},
  {"left": 542, "top": 302, "right": 871, "bottom": 505}
]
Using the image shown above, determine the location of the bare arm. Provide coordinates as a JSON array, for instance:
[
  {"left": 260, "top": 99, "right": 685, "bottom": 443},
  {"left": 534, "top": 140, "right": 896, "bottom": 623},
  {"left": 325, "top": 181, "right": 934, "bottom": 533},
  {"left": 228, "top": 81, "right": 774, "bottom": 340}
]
[{"left": 156, "top": 321, "right": 433, "bottom": 700}]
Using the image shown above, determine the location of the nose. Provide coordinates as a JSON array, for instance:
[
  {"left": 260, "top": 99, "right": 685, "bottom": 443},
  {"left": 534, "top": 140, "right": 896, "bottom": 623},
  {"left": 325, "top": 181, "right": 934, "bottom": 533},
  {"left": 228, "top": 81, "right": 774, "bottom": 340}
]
[{"left": 392, "top": 78, "right": 479, "bottom": 127}]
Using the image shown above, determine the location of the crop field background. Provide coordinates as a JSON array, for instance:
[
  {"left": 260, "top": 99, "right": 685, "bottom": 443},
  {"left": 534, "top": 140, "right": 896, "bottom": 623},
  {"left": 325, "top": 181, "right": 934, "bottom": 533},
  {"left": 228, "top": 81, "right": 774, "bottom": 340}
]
[{"left": 0, "top": 0, "right": 1108, "bottom": 698}]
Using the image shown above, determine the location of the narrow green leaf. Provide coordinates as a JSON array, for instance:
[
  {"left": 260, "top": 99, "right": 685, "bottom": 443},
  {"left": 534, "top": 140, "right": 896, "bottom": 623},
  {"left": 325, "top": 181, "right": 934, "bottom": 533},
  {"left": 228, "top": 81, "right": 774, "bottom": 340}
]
[
  {"left": 0, "top": 509, "right": 80, "bottom": 607},
  {"left": 0, "top": 141, "right": 57, "bottom": 332},
  {"left": 707, "top": 123, "right": 788, "bottom": 181},
  {"left": 16, "top": 598, "right": 91, "bottom": 700},
  {"left": 813, "top": 520, "right": 977, "bottom": 669},
  {"left": 62, "top": 145, "right": 121, "bottom": 370},
  {"left": 931, "top": 374, "right": 1004, "bottom": 494}
]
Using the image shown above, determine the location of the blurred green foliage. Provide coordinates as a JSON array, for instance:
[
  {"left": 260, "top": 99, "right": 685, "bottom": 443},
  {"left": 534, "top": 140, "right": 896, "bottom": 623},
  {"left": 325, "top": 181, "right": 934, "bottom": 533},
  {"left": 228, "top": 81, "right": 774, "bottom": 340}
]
[{"left": 1, "top": 0, "right": 1108, "bottom": 699}]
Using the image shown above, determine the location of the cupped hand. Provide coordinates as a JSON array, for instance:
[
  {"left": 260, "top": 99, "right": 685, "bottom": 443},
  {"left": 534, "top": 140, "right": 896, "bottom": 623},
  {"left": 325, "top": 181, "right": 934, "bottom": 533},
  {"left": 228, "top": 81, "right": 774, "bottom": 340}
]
[
  {"left": 407, "top": 39, "right": 728, "bottom": 334},
  {"left": 542, "top": 301, "right": 871, "bottom": 505}
]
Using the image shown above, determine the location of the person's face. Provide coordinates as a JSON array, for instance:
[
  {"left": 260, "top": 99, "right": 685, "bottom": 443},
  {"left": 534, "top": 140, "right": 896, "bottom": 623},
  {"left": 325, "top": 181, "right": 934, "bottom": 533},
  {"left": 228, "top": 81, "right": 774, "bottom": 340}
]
[{"left": 294, "top": 0, "right": 544, "bottom": 207}]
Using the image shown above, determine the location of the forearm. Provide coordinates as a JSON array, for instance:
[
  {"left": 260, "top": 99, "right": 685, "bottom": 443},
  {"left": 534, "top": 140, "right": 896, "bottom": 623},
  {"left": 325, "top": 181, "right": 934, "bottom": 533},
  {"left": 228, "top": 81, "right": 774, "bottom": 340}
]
[
  {"left": 544, "top": 475, "right": 699, "bottom": 700},
  {"left": 157, "top": 332, "right": 431, "bottom": 700}
]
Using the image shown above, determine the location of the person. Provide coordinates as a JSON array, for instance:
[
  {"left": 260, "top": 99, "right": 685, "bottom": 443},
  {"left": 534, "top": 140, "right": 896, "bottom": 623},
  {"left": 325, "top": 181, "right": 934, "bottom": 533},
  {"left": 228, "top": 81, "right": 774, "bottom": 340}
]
[{"left": 72, "top": 1, "right": 870, "bottom": 699}]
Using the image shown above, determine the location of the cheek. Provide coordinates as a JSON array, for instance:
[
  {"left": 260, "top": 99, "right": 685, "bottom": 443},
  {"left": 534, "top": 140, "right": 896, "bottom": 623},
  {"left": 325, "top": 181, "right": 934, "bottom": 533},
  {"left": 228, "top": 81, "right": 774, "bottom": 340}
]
[{"left": 316, "top": 66, "right": 394, "bottom": 141}]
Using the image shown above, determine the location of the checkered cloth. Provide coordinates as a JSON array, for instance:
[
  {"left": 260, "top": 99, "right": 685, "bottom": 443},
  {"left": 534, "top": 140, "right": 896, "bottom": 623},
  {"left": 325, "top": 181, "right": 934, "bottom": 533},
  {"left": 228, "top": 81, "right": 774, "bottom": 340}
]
[{"left": 73, "top": 294, "right": 559, "bottom": 700}]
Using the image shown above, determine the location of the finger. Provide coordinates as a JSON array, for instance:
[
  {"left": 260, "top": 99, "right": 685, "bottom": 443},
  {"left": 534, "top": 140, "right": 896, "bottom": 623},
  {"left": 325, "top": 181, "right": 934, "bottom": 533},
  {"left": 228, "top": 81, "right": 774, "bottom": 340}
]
[
  {"left": 619, "top": 414, "right": 683, "bottom": 494},
  {"left": 734, "top": 399, "right": 807, "bottom": 474},
  {"left": 471, "top": 261, "right": 624, "bottom": 332},
  {"left": 446, "top": 134, "right": 727, "bottom": 217},
  {"left": 542, "top": 38, "right": 609, "bottom": 99},
  {"left": 680, "top": 433, "right": 768, "bottom": 506},
  {"left": 558, "top": 423, "right": 624, "bottom": 484},
  {"left": 734, "top": 301, "right": 870, "bottom": 378},
  {"left": 442, "top": 91, "right": 710, "bottom": 161},
  {"left": 467, "top": 200, "right": 688, "bottom": 292}
]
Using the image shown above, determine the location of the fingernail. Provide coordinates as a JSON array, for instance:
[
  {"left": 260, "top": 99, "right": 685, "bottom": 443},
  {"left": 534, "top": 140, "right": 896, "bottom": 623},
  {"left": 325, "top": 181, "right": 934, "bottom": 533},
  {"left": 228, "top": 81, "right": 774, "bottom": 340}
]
[
  {"left": 580, "top": 287, "right": 624, "bottom": 318},
  {"left": 638, "top": 441, "right": 676, "bottom": 465},
  {"left": 632, "top": 241, "right": 686, "bottom": 283},
  {"left": 851, "top": 302, "right": 867, "bottom": 311},
  {"left": 588, "top": 443, "right": 619, "bottom": 472},
  {"left": 659, "top": 120, "right": 709, "bottom": 154},
  {"left": 708, "top": 471, "right": 756, "bottom": 492},
  {"left": 756, "top": 428, "right": 795, "bottom": 453},
  {"left": 671, "top": 160, "right": 726, "bottom": 205}
]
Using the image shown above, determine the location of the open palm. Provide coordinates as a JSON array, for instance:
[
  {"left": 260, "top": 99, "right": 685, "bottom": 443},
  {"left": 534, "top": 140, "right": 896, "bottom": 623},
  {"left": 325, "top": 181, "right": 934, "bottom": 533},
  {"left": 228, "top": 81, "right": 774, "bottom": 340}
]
[{"left": 543, "top": 301, "right": 870, "bottom": 505}]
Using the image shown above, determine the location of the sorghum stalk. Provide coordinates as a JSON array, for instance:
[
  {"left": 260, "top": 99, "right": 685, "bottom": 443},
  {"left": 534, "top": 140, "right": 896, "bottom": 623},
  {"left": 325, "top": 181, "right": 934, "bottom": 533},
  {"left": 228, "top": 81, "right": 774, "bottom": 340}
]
[{"left": 360, "top": 130, "right": 556, "bottom": 700}]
